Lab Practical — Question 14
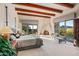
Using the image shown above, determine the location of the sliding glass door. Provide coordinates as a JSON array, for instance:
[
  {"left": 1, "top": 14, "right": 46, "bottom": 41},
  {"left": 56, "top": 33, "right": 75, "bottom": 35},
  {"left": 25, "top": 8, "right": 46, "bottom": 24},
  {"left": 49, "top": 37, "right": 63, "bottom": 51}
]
[
  {"left": 54, "top": 20, "right": 74, "bottom": 42},
  {"left": 66, "top": 20, "right": 74, "bottom": 42}
]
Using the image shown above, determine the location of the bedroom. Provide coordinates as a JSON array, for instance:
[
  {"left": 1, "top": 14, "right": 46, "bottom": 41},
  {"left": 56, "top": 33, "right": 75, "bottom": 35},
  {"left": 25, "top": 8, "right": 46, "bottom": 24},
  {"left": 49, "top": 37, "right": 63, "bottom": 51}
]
[{"left": 0, "top": 3, "right": 79, "bottom": 56}]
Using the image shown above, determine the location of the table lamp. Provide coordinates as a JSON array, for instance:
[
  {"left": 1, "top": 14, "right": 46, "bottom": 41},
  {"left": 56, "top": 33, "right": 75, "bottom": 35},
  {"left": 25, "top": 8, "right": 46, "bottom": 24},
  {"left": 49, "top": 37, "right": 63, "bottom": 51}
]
[
  {"left": 0, "top": 26, "right": 13, "bottom": 34},
  {"left": 0, "top": 26, "right": 13, "bottom": 40}
]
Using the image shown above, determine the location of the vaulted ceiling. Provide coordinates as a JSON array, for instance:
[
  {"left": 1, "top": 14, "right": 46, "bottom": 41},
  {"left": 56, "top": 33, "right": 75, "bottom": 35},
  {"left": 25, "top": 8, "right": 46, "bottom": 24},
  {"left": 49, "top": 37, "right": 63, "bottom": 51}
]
[{"left": 13, "top": 3, "right": 76, "bottom": 18}]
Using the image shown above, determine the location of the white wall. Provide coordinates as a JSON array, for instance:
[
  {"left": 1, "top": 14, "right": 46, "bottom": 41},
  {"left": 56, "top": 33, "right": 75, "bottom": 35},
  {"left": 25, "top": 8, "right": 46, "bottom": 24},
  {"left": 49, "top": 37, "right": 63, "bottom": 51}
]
[
  {"left": 53, "top": 12, "right": 74, "bottom": 22},
  {"left": 6, "top": 4, "right": 19, "bottom": 31},
  {"left": 0, "top": 4, "right": 6, "bottom": 27},
  {"left": 18, "top": 15, "right": 53, "bottom": 35},
  {"left": 0, "top": 3, "right": 19, "bottom": 33},
  {"left": 53, "top": 4, "right": 79, "bottom": 23}
]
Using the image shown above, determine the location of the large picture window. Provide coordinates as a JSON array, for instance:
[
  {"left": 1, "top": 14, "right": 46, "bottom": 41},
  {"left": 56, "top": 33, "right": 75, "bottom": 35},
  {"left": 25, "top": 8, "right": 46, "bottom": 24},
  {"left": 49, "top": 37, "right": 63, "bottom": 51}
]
[
  {"left": 22, "top": 24, "right": 38, "bottom": 35},
  {"left": 54, "top": 20, "right": 74, "bottom": 42}
]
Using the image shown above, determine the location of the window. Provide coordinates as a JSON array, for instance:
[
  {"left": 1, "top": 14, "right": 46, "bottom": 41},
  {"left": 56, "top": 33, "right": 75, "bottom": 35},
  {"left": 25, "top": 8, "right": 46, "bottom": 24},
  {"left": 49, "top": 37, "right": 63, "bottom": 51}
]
[
  {"left": 22, "top": 24, "right": 38, "bottom": 34},
  {"left": 66, "top": 20, "right": 74, "bottom": 42},
  {"left": 59, "top": 22, "right": 66, "bottom": 36},
  {"left": 59, "top": 22, "right": 65, "bottom": 27},
  {"left": 54, "top": 20, "right": 74, "bottom": 42},
  {"left": 28, "top": 24, "right": 38, "bottom": 34}
]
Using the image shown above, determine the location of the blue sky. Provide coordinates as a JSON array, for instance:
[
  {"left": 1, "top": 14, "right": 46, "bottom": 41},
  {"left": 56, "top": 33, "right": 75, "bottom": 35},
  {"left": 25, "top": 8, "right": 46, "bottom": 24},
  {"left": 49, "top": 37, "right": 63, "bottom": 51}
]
[{"left": 59, "top": 20, "right": 73, "bottom": 27}]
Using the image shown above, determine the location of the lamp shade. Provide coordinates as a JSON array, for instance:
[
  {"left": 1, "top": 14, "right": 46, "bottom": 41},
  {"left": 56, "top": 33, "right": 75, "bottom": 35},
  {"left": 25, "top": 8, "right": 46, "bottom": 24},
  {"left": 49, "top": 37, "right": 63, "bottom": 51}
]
[{"left": 0, "top": 26, "right": 13, "bottom": 34}]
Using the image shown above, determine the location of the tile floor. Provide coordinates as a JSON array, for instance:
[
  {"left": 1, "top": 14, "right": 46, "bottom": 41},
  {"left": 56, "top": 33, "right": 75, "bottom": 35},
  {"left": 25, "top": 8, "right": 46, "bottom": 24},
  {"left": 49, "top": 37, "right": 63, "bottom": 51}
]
[{"left": 18, "top": 39, "right": 79, "bottom": 56}]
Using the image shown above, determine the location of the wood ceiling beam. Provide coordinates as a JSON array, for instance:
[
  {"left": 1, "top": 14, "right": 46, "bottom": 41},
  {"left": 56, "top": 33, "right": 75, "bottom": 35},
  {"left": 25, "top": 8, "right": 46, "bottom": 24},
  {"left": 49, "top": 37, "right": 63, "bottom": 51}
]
[
  {"left": 14, "top": 3, "right": 63, "bottom": 13},
  {"left": 55, "top": 3, "right": 75, "bottom": 8},
  {"left": 15, "top": 8, "right": 55, "bottom": 16},
  {"left": 17, "top": 12, "right": 51, "bottom": 18}
]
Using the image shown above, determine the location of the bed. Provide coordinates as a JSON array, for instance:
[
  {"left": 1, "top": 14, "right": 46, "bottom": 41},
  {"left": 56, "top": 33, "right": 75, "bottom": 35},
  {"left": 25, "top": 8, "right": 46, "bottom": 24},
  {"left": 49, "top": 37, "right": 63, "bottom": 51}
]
[{"left": 16, "top": 35, "right": 43, "bottom": 51}]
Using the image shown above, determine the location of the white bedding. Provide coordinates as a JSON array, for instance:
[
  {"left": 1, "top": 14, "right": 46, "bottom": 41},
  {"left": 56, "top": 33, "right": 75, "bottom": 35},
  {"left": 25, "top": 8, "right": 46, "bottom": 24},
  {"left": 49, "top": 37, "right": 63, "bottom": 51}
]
[
  {"left": 17, "top": 35, "right": 39, "bottom": 40},
  {"left": 16, "top": 35, "right": 39, "bottom": 48}
]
